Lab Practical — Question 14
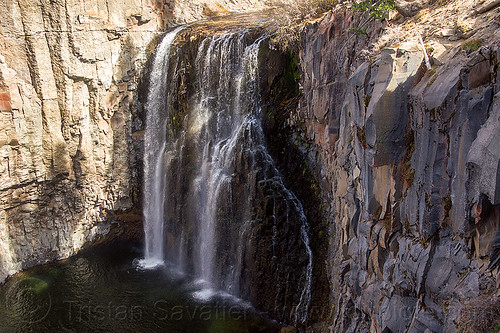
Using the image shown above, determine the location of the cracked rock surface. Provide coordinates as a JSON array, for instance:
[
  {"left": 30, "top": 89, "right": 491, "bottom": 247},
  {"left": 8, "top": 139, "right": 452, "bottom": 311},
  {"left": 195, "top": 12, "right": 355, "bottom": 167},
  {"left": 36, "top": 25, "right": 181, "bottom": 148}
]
[{"left": 300, "top": 7, "right": 500, "bottom": 332}]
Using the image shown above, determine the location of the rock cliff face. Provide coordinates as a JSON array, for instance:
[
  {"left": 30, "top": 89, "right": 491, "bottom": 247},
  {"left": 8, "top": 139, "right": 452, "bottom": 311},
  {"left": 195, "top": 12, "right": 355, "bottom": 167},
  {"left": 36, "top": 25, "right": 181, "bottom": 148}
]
[
  {"left": 0, "top": 0, "right": 267, "bottom": 283},
  {"left": 299, "top": 8, "right": 500, "bottom": 332}
]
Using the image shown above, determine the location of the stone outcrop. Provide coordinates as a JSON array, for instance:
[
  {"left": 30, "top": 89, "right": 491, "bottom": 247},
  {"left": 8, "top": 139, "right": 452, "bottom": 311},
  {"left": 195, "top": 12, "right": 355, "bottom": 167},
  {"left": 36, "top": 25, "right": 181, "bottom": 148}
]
[
  {"left": 299, "top": 8, "right": 500, "bottom": 332},
  {"left": 0, "top": 0, "right": 268, "bottom": 283},
  {"left": 153, "top": 0, "right": 267, "bottom": 26},
  {"left": 0, "top": 0, "right": 159, "bottom": 283},
  {"left": 395, "top": 0, "right": 432, "bottom": 17}
]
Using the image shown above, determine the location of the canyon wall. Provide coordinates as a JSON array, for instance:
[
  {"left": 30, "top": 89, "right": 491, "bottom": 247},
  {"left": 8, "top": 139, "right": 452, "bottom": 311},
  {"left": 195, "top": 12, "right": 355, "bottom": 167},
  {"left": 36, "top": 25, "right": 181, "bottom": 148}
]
[
  {"left": 0, "top": 0, "right": 265, "bottom": 283},
  {"left": 2, "top": 0, "right": 499, "bottom": 331},
  {"left": 299, "top": 8, "right": 500, "bottom": 332}
]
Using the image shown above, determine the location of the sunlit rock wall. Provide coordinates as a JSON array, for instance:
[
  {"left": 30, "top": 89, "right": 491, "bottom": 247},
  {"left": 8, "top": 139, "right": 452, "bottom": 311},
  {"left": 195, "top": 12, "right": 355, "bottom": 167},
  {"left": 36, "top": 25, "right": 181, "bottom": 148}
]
[{"left": 152, "top": 0, "right": 267, "bottom": 26}]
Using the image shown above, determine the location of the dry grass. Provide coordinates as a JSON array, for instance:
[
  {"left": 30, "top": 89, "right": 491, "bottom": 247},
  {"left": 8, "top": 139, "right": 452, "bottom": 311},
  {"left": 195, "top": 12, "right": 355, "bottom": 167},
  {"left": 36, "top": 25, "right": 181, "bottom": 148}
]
[
  {"left": 371, "top": 0, "right": 500, "bottom": 54},
  {"left": 266, "top": 0, "right": 338, "bottom": 52},
  {"left": 456, "top": 294, "right": 500, "bottom": 333}
]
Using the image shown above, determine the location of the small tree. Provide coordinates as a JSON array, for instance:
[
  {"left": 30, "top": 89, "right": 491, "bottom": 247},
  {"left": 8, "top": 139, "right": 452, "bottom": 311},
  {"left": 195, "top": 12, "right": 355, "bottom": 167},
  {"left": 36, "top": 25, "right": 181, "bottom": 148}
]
[{"left": 352, "top": 0, "right": 396, "bottom": 20}]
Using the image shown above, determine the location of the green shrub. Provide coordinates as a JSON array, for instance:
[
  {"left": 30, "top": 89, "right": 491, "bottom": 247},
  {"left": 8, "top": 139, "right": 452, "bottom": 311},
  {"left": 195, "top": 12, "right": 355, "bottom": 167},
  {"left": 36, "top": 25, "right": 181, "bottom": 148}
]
[
  {"left": 352, "top": 0, "right": 396, "bottom": 20},
  {"left": 461, "top": 38, "right": 482, "bottom": 52}
]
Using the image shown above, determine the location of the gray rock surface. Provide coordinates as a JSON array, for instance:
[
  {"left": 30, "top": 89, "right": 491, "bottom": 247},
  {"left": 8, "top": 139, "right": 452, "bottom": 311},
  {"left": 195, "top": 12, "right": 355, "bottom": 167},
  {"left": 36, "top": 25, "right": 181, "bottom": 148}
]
[
  {"left": 300, "top": 9, "right": 500, "bottom": 332},
  {"left": 395, "top": 0, "right": 432, "bottom": 17},
  {"left": 1, "top": 2, "right": 500, "bottom": 332}
]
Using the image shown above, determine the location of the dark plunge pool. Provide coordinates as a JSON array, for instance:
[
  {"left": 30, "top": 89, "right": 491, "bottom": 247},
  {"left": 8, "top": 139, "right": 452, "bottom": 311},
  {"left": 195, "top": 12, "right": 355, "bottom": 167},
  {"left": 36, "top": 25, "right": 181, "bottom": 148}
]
[{"left": 0, "top": 242, "right": 280, "bottom": 332}]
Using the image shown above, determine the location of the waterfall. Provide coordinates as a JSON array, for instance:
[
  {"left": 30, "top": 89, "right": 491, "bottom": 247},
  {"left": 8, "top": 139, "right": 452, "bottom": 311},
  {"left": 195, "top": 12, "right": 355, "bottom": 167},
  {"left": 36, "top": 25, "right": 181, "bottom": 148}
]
[
  {"left": 142, "top": 24, "right": 313, "bottom": 324},
  {"left": 141, "top": 27, "right": 184, "bottom": 268},
  {"left": 192, "top": 32, "right": 263, "bottom": 283}
]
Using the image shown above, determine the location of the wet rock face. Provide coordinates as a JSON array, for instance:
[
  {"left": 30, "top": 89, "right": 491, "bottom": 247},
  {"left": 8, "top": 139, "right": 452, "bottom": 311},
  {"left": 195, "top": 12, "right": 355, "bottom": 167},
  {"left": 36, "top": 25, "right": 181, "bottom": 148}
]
[
  {"left": 301, "top": 9, "right": 500, "bottom": 332},
  {"left": 145, "top": 27, "right": 316, "bottom": 324}
]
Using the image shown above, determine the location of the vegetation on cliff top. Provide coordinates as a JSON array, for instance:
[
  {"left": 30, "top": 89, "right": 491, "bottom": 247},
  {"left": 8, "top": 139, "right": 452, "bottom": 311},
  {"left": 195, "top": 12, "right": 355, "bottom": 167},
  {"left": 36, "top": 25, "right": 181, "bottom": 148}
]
[
  {"left": 268, "top": 0, "right": 500, "bottom": 55},
  {"left": 268, "top": 0, "right": 395, "bottom": 52},
  {"left": 267, "top": 0, "right": 337, "bottom": 51}
]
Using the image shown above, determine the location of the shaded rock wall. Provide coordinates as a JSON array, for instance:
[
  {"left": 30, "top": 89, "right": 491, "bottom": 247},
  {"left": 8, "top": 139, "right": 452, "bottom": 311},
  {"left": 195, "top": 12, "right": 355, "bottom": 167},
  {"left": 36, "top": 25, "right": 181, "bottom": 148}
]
[{"left": 299, "top": 9, "right": 500, "bottom": 332}]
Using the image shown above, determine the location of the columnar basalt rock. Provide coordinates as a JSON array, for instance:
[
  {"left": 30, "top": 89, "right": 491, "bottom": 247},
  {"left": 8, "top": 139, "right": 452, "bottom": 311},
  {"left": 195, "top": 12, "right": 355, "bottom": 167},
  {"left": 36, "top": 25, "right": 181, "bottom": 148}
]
[{"left": 300, "top": 9, "right": 500, "bottom": 332}]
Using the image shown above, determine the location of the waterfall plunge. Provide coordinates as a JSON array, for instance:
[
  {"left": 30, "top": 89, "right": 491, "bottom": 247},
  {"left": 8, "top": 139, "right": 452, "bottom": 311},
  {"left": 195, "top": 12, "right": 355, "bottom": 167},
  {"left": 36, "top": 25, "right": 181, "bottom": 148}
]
[
  {"left": 141, "top": 27, "right": 184, "bottom": 268},
  {"left": 141, "top": 26, "right": 313, "bottom": 324}
]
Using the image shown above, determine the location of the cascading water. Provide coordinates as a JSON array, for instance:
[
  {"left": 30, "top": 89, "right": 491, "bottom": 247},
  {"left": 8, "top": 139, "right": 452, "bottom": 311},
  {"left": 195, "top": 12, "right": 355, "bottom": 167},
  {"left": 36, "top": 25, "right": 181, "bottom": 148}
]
[
  {"left": 142, "top": 21, "right": 313, "bottom": 324},
  {"left": 141, "top": 27, "right": 184, "bottom": 268},
  {"left": 192, "top": 32, "right": 263, "bottom": 284}
]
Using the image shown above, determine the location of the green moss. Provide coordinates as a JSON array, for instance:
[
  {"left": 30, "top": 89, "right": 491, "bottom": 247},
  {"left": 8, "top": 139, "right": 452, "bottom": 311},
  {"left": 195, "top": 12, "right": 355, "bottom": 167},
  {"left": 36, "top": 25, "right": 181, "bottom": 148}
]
[
  {"left": 402, "top": 129, "right": 415, "bottom": 194},
  {"left": 442, "top": 195, "right": 452, "bottom": 220},
  {"left": 461, "top": 39, "right": 482, "bottom": 53},
  {"left": 356, "top": 125, "right": 367, "bottom": 148}
]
